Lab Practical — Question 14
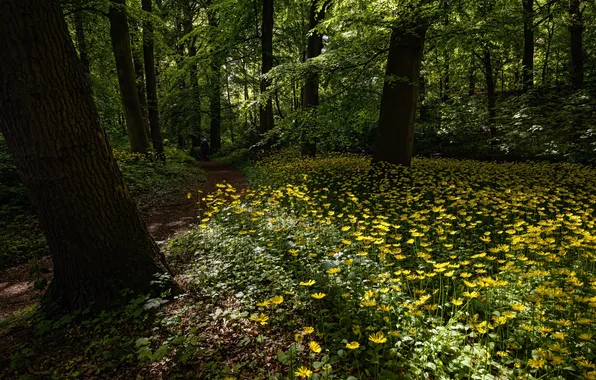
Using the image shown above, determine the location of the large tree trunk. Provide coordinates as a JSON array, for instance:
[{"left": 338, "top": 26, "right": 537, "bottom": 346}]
[
  {"left": 301, "top": 0, "right": 328, "bottom": 157},
  {"left": 0, "top": 0, "right": 177, "bottom": 311},
  {"left": 142, "top": 0, "right": 164, "bottom": 156},
  {"left": 73, "top": 9, "right": 91, "bottom": 82},
  {"left": 569, "top": 0, "right": 583, "bottom": 89},
  {"left": 109, "top": 0, "right": 151, "bottom": 153},
  {"left": 259, "top": 0, "right": 274, "bottom": 136},
  {"left": 522, "top": 0, "right": 534, "bottom": 91},
  {"left": 372, "top": 27, "right": 426, "bottom": 167}
]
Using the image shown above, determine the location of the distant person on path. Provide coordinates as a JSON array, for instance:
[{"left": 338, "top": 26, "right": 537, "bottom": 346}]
[{"left": 200, "top": 139, "right": 210, "bottom": 161}]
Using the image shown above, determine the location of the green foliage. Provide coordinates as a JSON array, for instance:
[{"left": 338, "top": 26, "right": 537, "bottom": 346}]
[
  {"left": 167, "top": 151, "right": 596, "bottom": 378},
  {"left": 0, "top": 138, "right": 204, "bottom": 268}
]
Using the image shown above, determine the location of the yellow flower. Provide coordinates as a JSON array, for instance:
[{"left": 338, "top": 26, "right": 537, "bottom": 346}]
[
  {"left": 300, "top": 280, "right": 316, "bottom": 286},
  {"left": 580, "top": 333, "right": 593, "bottom": 341},
  {"left": 368, "top": 332, "right": 387, "bottom": 344},
  {"left": 346, "top": 341, "right": 360, "bottom": 349},
  {"left": 256, "top": 300, "right": 271, "bottom": 307},
  {"left": 312, "top": 293, "right": 326, "bottom": 299},
  {"left": 295, "top": 366, "right": 313, "bottom": 378},
  {"left": 295, "top": 333, "right": 303, "bottom": 343},
  {"left": 249, "top": 313, "right": 269, "bottom": 325},
  {"left": 528, "top": 358, "right": 546, "bottom": 369},
  {"left": 309, "top": 341, "right": 322, "bottom": 353},
  {"left": 186, "top": 192, "right": 192, "bottom": 199},
  {"left": 511, "top": 303, "right": 527, "bottom": 311},
  {"left": 451, "top": 298, "right": 464, "bottom": 306},
  {"left": 303, "top": 326, "right": 315, "bottom": 334},
  {"left": 270, "top": 295, "right": 284, "bottom": 305},
  {"left": 444, "top": 270, "right": 455, "bottom": 277},
  {"left": 327, "top": 267, "right": 341, "bottom": 274}
]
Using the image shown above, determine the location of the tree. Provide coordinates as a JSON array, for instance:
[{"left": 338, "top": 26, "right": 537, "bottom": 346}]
[
  {"left": 522, "top": 0, "right": 534, "bottom": 91},
  {"left": 373, "top": 25, "right": 427, "bottom": 167},
  {"left": 259, "top": 0, "right": 275, "bottom": 136},
  {"left": 569, "top": 0, "right": 583, "bottom": 89},
  {"left": 301, "top": 0, "right": 330, "bottom": 157},
  {"left": 0, "top": 0, "right": 177, "bottom": 310},
  {"left": 207, "top": 4, "right": 222, "bottom": 152},
  {"left": 73, "top": 6, "right": 91, "bottom": 82},
  {"left": 142, "top": 0, "right": 164, "bottom": 156},
  {"left": 109, "top": 0, "right": 151, "bottom": 153}
]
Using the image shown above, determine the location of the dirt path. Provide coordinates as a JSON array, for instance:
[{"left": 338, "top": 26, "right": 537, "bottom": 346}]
[{"left": 0, "top": 161, "right": 248, "bottom": 319}]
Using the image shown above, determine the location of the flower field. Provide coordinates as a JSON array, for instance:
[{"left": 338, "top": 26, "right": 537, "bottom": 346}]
[{"left": 175, "top": 152, "right": 596, "bottom": 379}]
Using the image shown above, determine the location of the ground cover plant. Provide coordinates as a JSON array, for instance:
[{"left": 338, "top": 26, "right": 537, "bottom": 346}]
[
  {"left": 168, "top": 150, "right": 596, "bottom": 379},
  {"left": 0, "top": 139, "right": 204, "bottom": 269}
]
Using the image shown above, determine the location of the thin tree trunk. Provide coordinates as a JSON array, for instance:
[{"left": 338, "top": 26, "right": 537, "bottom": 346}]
[
  {"left": 373, "top": 27, "right": 426, "bottom": 167},
  {"left": 225, "top": 66, "right": 235, "bottom": 144},
  {"left": 301, "top": 0, "right": 328, "bottom": 157},
  {"left": 208, "top": 9, "right": 222, "bottom": 152},
  {"left": 109, "top": 0, "right": 151, "bottom": 153},
  {"left": 542, "top": 20, "right": 555, "bottom": 84},
  {"left": 183, "top": 2, "right": 201, "bottom": 143},
  {"left": 482, "top": 49, "right": 497, "bottom": 140},
  {"left": 522, "top": 0, "right": 534, "bottom": 91},
  {"left": 468, "top": 53, "right": 476, "bottom": 96},
  {"left": 0, "top": 0, "right": 177, "bottom": 311},
  {"left": 142, "top": 0, "right": 164, "bottom": 156},
  {"left": 259, "top": 0, "right": 274, "bottom": 135},
  {"left": 133, "top": 38, "right": 150, "bottom": 136},
  {"left": 569, "top": 0, "right": 583, "bottom": 89},
  {"left": 73, "top": 9, "right": 91, "bottom": 82}
]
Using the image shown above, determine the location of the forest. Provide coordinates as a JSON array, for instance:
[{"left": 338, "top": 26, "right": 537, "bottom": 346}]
[{"left": 1, "top": 0, "right": 596, "bottom": 378}]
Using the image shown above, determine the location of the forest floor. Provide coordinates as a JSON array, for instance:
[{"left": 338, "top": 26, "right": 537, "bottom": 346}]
[{"left": 0, "top": 160, "right": 248, "bottom": 320}]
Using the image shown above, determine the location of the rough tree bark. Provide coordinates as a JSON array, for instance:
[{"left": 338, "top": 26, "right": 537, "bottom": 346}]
[
  {"left": 0, "top": 0, "right": 177, "bottom": 311},
  {"left": 142, "top": 0, "right": 164, "bottom": 156},
  {"left": 522, "top": 0, "right": 534, "bottom": 91},
  {"left": 372, "top": 26, "right": 426, "bottom": 167},
  {"left": 109, "top": 0, "right": 151, "bottom": 153},
  {"left": 569, "top": 0, "right": 583, "bottom": 89},
  {"left": 301, "top": 0, "right": 329, "bottom": 157},
  {"left": 259, "top": 0, "right": 274, "bottom": 136}
]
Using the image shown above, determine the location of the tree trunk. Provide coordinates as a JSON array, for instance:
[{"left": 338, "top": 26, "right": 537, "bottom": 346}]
[
  {"left": 542, "top": 20, "right": 555, "bottom": 84},
  {"left": 0, "top": 0, "right": 177, "bottom": 311},
  {"left": 522, "top": 0, "right": 534, "bottom": 91},
  {"left": 208, "top": 10, "right": 222, "bottom": 152},
  {"left": 373, "top": 27, "right": 426, "bottom": 167},
  {"left": 468, "top": 53, "right": 476, "bottom": 96},
  {"left": 142, "top": 0, "right": 164, "bottom": 156},
  {"left": 133, "top": 40, "right": 150, "bottom": 137},
  {"left": 483, "top": 49, "right": 497, "bottom": 140},
  {"left": 300, "top": 0, "right": 328, "bottom": 157},
  {"left": 210, "top": 59, "right": 222, "bottom": 152},
  {"left": 259, "top": 0, "right": 274, "bottom": 136},
  {"left": 73, "top": 9, "right": 91, "bottom": 82},
  {"left": 569, "top": 0, "right": 583, "bottom": 89},
  {"left": 109, "top": 0, "right": 151, "bottom": 153}
]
